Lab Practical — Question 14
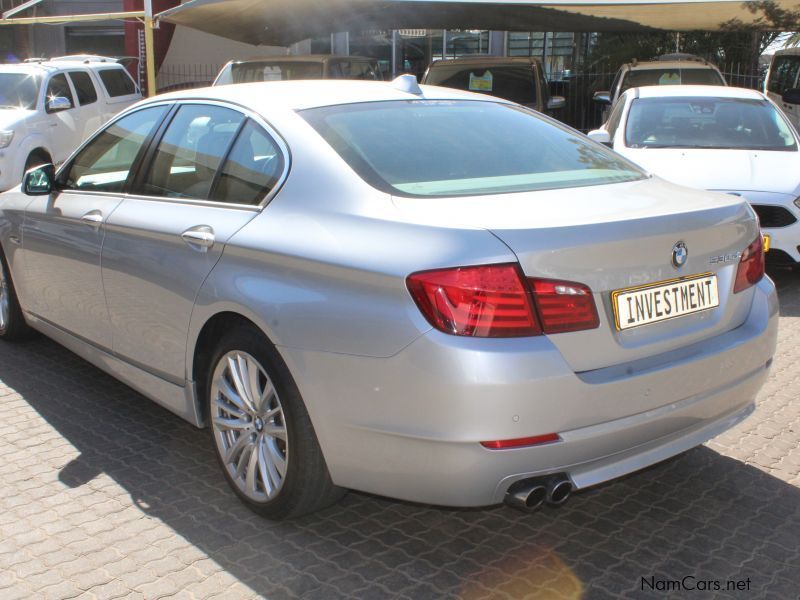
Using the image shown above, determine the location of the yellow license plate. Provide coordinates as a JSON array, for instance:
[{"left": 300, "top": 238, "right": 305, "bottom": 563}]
[{"left": 612, "top": 273, "right": 720, "bottom": 331}]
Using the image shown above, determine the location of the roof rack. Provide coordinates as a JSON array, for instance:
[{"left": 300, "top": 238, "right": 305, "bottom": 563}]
[{"left": 48, "top": 55, "right": 117, "bottom": 64}]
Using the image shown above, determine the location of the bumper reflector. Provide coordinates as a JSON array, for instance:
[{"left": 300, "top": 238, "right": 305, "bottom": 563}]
[{"left": 480, "top": 433, "right": 561, "bottom": 449}]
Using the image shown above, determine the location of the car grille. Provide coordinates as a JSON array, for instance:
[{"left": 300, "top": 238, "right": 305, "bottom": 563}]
[{"left": 751, "top": 204, "right": 797, "bottom": 228}]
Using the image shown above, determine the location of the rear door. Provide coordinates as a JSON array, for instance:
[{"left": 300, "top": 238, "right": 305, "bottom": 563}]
[
  {"left": 101, "top": 102, "right": 288, "bottom": 383},
  {"left": 95, "top": 67, "right": 141, "bottom": 118},
  {"left": 67, "top": 70, "right": 103, "bottom": 141},
  {"left": 766, "top": 54, "right": 800, "bottom": 127}
]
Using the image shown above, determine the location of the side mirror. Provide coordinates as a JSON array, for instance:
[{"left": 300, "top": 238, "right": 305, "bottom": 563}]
[
  {"left": 22, "top": 163, "right": 56, "bottom": 196},
  {"left": 47, "top": 96, "right": 71, "bottom": 112},
  {"left": 782, "top": 88, "right": 800, "bottom": 105},
  {"left": 547, "top": 96, "right": 566, "bottom": 111},
  {"left": 593, "top": 91, "right": 611, "bottom": 105},
  {"left": 587, "top": 129, "right": 612, "bottom": 146}
]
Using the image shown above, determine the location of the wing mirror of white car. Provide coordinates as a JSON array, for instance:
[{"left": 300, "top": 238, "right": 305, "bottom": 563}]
[
  {"left": 587, "top": 129, "right": 612, "bottom": 146},
  {"left": 47, "top": 96, "right": 71, "bottom": 112},
  {"left": 782, "top": 88, "right": 800, "bottom": 105},
  {"left": 547, "top": 96, "right": 566, "bottom": 111},
  {"left": 593, "top": 91, "right": 611, "bottom": 105},
  {"left": 22, "top": 164, "right": 55, "bottom": 196}
]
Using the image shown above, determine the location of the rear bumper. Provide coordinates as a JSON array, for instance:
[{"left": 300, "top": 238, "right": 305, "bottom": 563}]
[{"left": 281, "top": 277, "right": 778, "bottom": 507}]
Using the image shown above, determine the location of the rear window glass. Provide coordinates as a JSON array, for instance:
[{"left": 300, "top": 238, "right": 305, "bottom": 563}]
[
  {"left": 625, "top": 97, "right": 797, "bottom": 151},
  {"left": 98, "top": 68, "right": 136, "bottom": 97},
  {"left": 620, "top": 68, "right": 725, "bottom": 94},
  {"left": 425, "top": 65, "right": 537, "bottom": 106},
  {"left": 302, "top": 100, "right": 643, "bottom": 197},
  {"left": 68, "top": 71, "right": 97, "bottom": 105},
  {"left": 229, "top": 61, "right": 323, "bottom": 83}
]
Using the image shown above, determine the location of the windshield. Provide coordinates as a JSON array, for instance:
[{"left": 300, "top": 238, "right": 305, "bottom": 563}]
[
  {"left": 229, "top": 61, "right": 323, "bottom": 83},
  {"left": 0, "top": 73, "right": 41, "bottom": 109},
  {"left": 424, "top": 65, "right": 537, "bottom": 105},
  {"left": 302, "top": 100, "right": 644, "bottom": 197},
  {"left": 625, "top": 97, "right": 797, "bottom": 151},
  {"left": 620, "top": 68, "right": 725, "bottom": 94}
]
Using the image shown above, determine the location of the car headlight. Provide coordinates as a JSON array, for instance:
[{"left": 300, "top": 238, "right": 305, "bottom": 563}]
[
  {"left": 795, "top": 196, "right": 800, "bottom": 210},
  {"left": 0, "top": 130, "right": 13, "bottom": 149}
]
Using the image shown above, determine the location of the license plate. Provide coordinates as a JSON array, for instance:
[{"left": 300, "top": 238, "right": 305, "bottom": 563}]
[
  {"left": 763, "top": 234, "right": 771, "bottom": 252},
  {"left": 612, "top": 273, "right": 719, "bottom": 331}
]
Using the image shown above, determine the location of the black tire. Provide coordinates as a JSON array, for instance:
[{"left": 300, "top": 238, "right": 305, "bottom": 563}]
[
  {"left": 205, "top": 325, "right": 345, "bottom": 519},
  {"left": 0, "top": 250, "right": 32, "bottom": 341},
  {"left": 24, "top": 150, "right": 52, "bottom": 172}
]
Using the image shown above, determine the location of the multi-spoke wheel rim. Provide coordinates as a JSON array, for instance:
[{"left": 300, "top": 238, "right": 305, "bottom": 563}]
[
  {"left": 0, "top": 262, "right": 9, "bottom": 332},
  {"left": 210, "top": 351, "right": 288, "bottom": 502}
]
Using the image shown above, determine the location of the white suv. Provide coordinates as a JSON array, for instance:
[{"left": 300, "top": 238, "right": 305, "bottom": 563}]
[{"left": 0, "top": 56, "right": 141, "bottom": 191}]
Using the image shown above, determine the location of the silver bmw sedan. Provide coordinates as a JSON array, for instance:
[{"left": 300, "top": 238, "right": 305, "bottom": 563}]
[{"left": 0, "top": 77, "right": 777, "bottom": 519}]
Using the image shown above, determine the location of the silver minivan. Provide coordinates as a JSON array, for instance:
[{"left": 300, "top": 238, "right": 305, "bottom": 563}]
[{"left": 765, "top": 48, "right": 800, "bottom": 129}]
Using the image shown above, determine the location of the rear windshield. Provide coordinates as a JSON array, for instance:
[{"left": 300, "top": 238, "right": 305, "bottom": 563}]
[
  {"left": 425, "top": 65, "right": 537, "bottom": 105},
  {"left": 625, "top": 97, "right": 797, "bottom": 151},
  {"left": 620, "top": 68, "right": 725, "bottom": 94},
  {"left": 302, "top": 100, "right": 644, "bottom": 197},
  {"left": 230, "top": 61, "right": 323, "bottom": 83},
  {"left": 0, "top": 72, "right": 41, "bottom": 110}
]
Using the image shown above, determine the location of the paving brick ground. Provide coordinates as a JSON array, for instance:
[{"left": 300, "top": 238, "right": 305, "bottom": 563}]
[{"left": 1, "top": 269, "right": 799, "bottom": 599}]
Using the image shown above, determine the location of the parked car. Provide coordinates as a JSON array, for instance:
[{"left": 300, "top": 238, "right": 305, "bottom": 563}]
[
  {"left": 213, "top": 55, "right": 382, "bottom": 86},
  {"left": 593, "top": 54, "right": 726, "bottom": 119},
  {"left": 422, "top": 56, "right": 565, "bottom": 114},
  {"left": 0, "top": 56, "right": 141, "bottom": 191},
  {"left": 588, "top": 85, "right": 800, "bottom": 267},
  {"left": 764, "top": 47, "right": 800, "bottom": 129},
  {"left": 0, "top": 77, "right": 776, "bottom": 519}
]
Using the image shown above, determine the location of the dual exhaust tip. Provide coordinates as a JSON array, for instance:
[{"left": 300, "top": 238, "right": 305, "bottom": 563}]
[{"left": 505, "top": 474, "right": 572, "bottom": 512}]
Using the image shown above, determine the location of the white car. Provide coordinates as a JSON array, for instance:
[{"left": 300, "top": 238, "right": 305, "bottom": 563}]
[
  {"left": 0, "top": 56, "right": 141, "bottom": 191},
  {"left": 589, "top": 85, "right": 800, "bottom": 267}
]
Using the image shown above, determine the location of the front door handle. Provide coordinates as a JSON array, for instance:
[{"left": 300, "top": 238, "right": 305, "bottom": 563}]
[
  {"left": 81, "top": 210, "right": 104, "bottom": 228},
  {"left": 181, "top": 225, "right": 215, "bottom": 252}
]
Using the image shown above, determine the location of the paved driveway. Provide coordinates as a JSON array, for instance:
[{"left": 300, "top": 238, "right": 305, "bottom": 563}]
[{"left": 1, "top": 270, "right": 798, "bottom": 600}]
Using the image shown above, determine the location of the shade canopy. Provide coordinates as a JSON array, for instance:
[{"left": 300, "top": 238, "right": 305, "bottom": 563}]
[{"left": 158, "top": 0, "right": 800, "bottom": 46}]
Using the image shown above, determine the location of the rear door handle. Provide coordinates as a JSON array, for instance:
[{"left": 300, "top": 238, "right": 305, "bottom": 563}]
[
  {"left": 181, "top": 225, "right": 215, "bottom": 252},
  {"left": 81, "top": 210, "right": 104, "bottom": 228}
]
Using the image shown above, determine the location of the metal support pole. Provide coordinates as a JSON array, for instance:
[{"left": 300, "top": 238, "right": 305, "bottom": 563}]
[{"left": 144, "top": 0, "right": 157, "bottom": 97}]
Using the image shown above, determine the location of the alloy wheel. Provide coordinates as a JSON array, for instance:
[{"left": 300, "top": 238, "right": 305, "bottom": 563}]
[{"left": 210, "top": 351, "right": 288, "bottom": 502}]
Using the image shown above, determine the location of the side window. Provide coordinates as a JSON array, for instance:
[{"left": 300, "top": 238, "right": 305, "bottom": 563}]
[
  {"left": 213, "top": 121, "right": 285, "bottom": 205},
  {"left": 98, "top": 68, "right": 137, "bottom": 97},
  {"left": 67, "top": 71, "right": 98, "bottom": 106},
  {"left": 768, "top": 56, "right": 800, "bottom": 95},
  {"left": 62, "top": 105, "right": 168, "bottom": 193},
  {"left": 45, "top": 73, "right": 75, "bottom": 112},
  {"left": 141, "top": 104, "right": 244, "bottom": 200}
]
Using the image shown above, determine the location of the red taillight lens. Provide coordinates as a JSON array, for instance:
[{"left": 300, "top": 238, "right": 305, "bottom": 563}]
[
  {"left": 733, "top": 235, "right": 765, "bottom": 294},
  {"left": 406, "top": 263, "right": 541, "bottom": 337},
  {"left": 529, "top": 278, "right": 600, "bottom": 334},
  {"left": 480, "top": 433, "right": 561, "bottom": 449}
]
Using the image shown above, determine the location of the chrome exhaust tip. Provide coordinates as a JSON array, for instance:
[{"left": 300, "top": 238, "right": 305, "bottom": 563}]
[
  {"left": 504, "top": 480, "right": 547, "bottom": 511},
  {"left": 545, "top": 476, "right": 572, "bottom": 506}
]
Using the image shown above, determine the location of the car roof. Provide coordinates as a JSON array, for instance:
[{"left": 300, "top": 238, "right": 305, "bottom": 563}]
[
  {"left": 149, "top": 79, "right": 505, "bottom": 112},
  {"left": 428, "top": 56, "right": 539, "bottom": 67},
  {"left": 628, "top": 85, "right": 764, "bottom": 99},
  {"left": 770, "top": 48, "right": 800, "bottom": 57},
  {"left": 628, "top": 61, "right": 720, "bottom": 71},
  {"left": 0, "top": 58, "right": 123, "bottom": 73},
  {"left": 230, "top": 55, "right": 376, "bottom": 65}
]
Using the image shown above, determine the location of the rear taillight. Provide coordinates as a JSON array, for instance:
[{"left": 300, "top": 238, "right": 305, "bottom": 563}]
[
  {"left": 407, "top": 264, "right": 599, "bottom": 338},
  {"left": 480, "top": 433, "right": 561, "bottom": 449},
  {"left": 733, "top": 235, "right": 765, "bottom": 294},
  {"left": 406, "top": 264, "right": 541, "bottom": 337},
  {"left": 529, "top": 278, "right": 600, "bottom": 334}
]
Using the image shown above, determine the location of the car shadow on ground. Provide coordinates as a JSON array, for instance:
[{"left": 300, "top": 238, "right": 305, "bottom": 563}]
[
  {"left": 1, "top": 272, "right": 799, "bottom": 599},
  {"left": 768, "top": 267, "right": 800, "bottom": 317}
]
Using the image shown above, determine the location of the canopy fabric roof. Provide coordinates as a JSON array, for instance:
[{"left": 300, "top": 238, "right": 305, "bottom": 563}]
[{"left": 158, "top": 0, "right": 800, "bottom": 46}]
